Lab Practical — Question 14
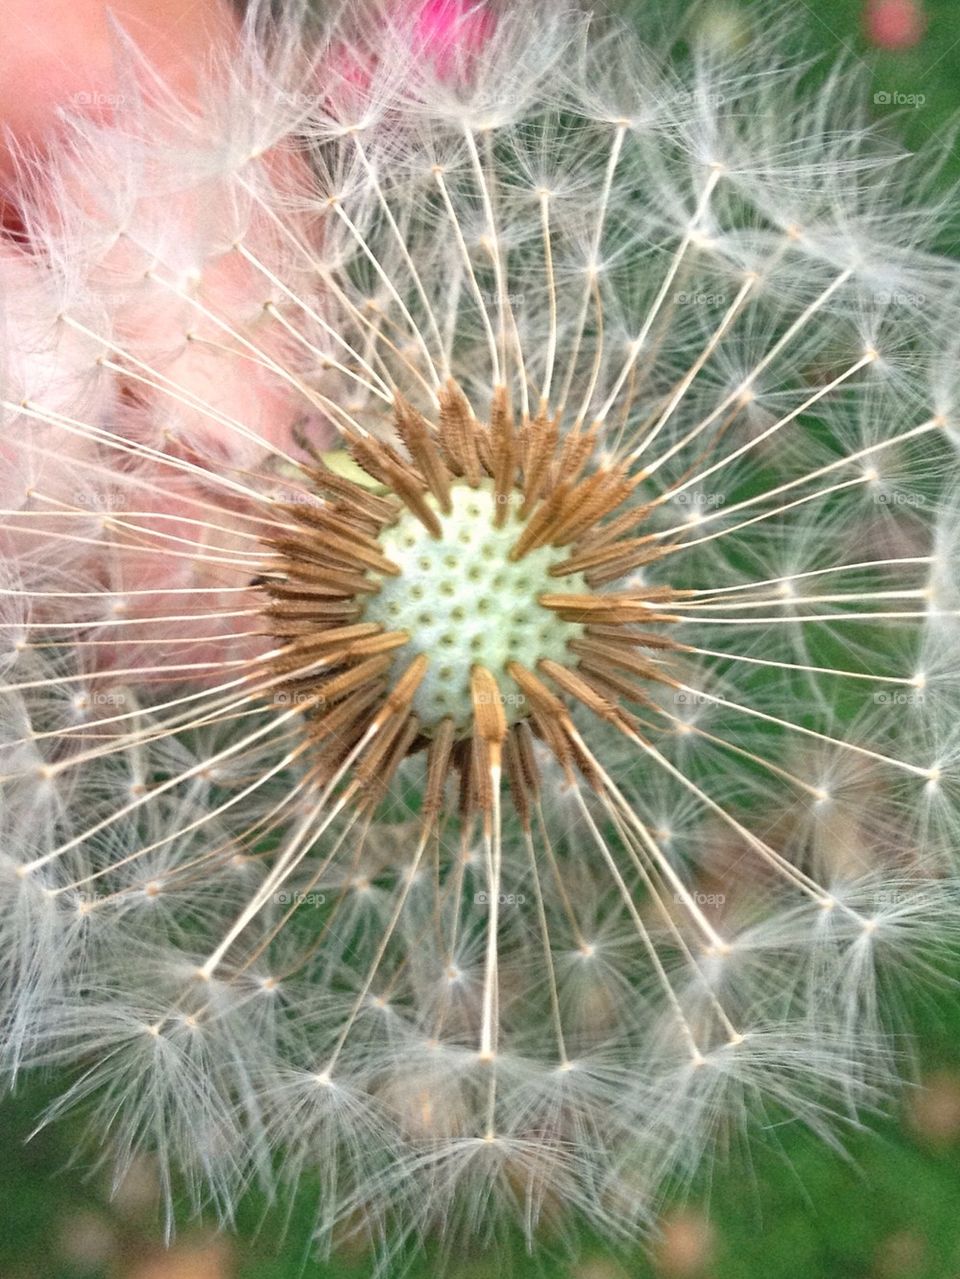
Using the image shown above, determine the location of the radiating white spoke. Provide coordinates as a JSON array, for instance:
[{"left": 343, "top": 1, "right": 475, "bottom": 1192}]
[
  {"left": 54, "top": 732, "right": 311, "bottom": 896},
  {"left": 684, "top": 645, "right": 923, "bottom": 685},
  {"left": 0, "top": 609, "right": 259, "bottom": 630},
  {"left": 236, "top": 178, "right": 416, "bottom": 399},
  {"left": 568, "top": 722, "right": 847, "bottom": 914},
  {"left": 596, "top": 166, "right": 722, "bottom": 427},
  {"left": 2, "top": 646, "right": 339, "bottom": 779},
  {"left": 234, "top": 243, "right": 392, "bottom": 397},
  {"left": 0, "top": 517, "right": 261, "bottom": 569},
  {"left": 198, "top": 782, "right": 356, "bottom": 981},
  {"left": 60, "top": 316, "right": 307, "bottom": 473},
  {"left": 0, "top": 585, "right": 254, "bottom": 600},
  {"left": 538, "top": 190, "right": 559, "bottom": 411},
  {"left": 4, "top": 399, "right": 271, "bottom": 507},
  {"left": 654, "top": 417, "right": 940, "bottom": 544},
  {"left": 668, "top": 589, "right": 929, "bottom": 611},
  {"left": 351, "top": 135, "right": 450, "bottom": 381},
  {"left": 144, "top": 270, "right": 372, "bottom": 436},
  {"left": 479, "top": 760, "right": 503, "bottom": 1063},
  {"left": 556, "top": 123, "right": 626, "bottom": 416},
  {"left": 652, "top": 350, "right": 877, "bottom": 504},
  {"left": 13, "top": 658, "right": 277, "bottom": 743},
  {"left": 571, "top": 785, "right": 710, "bottom": 1061},
  {"left": 322, "top": 823, "right": 433, "bottom": 1075},
  {"left": 684, "top": 558, "right": 932, "bottom": 596},
  {"left": 433, "top": 166, "right": 501, "bottom": 387},
  {"left": 658, "top": 475, "right": 868, "bottom": 559},
  {"left": 598, "top": 791, "right": 744, "bottom": 1041},
  {"left": 465, "top": 127, "right": 528, "bottom": 413},
  {"left": 675, "top": 610, "right": 949, "bottom": 625},
  {"left": 630, "top": 274, "right": 757, "bottom": 459},
  {"left": 670, "top": 680, "right": 935, "bottom": 778},
  {"left": 633, "top": 266, "right": 854, "bottom": 470},
  {"left": 18, "top": 696, "right": 313, "bottom": 875},
  {"left": 521, "top": 826, "right": 568, "bottom": 1066},
  {"left": 331, "top": 199, "right": 442, "bottom": 391}
]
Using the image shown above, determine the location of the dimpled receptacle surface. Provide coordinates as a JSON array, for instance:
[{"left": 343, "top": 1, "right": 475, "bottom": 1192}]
[{"left": 363, "top": 480, "right": 588, "bottom": 732}]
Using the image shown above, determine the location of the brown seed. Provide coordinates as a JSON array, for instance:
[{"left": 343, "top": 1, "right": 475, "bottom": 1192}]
[{"left": 257, "top": 375, "right": 677, "bottom": 817}]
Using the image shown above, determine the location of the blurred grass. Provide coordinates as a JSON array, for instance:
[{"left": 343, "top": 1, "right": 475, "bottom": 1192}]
[
  {"left": 4, "top": 1, "right": 960, "bottom": 1277},
  {"left": 3, "top": 956, "right": 960, "bottom": 1279},
  {"left": 691, "top": 0, "right": 960, "bottom": 197}
]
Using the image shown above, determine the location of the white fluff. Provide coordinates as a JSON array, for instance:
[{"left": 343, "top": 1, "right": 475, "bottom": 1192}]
[{"left": 2, "top": 0, "right": 960, "bottom": 1266}]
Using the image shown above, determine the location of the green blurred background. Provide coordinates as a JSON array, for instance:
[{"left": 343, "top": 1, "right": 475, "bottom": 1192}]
[{"left": 3, "top": 1, "right": 960, "bottom": 1277}]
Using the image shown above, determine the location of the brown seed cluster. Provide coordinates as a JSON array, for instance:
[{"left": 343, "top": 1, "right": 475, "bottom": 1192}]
[{"left": 257, "top": 380, "right": 686, "bottom": 825}]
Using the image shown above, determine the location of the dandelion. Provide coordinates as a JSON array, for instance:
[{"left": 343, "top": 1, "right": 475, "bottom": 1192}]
[{"left": 2, "top": 0, "right": 960, "bottom": 1264}]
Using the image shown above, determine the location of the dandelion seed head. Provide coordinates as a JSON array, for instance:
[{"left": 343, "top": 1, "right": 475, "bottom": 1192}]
[{"left": 1, "top": 0, "right": 960, "bottom": 1262}]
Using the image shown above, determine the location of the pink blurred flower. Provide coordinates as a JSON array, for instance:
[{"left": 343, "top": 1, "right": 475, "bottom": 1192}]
[
  {"left": 864, "top": 0, "right": 926, "bottom": 50},
  {"left": 326, "top": 0, "right": 494, "bottom": 99},
  {"left": 413, "top": 0, "right": 496, "bottom": 75}
]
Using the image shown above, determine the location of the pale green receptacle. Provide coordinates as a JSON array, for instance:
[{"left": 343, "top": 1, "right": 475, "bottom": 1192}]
[{"left": 363, "top": 480, "right": 587, "bottom": 732}]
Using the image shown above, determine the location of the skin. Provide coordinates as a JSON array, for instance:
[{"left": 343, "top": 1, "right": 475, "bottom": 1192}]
[
  {"left": 0, "top": 0, "right": 281, "bottom": 670},
  {"left": 0, "top": 0, "right": 489, "bottom": 668},
  {"left": 0, "top": 0, "right": 237, "bottom": 183}
]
